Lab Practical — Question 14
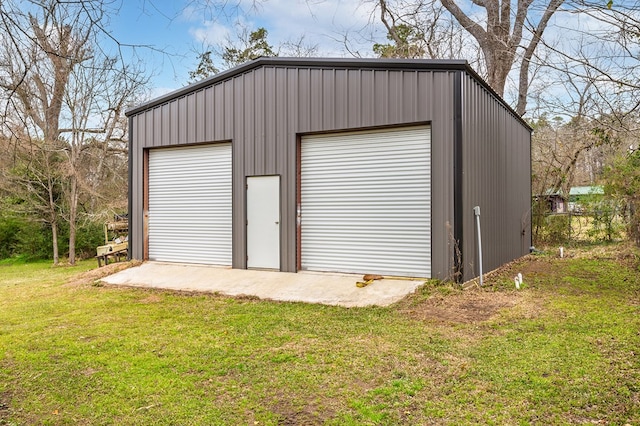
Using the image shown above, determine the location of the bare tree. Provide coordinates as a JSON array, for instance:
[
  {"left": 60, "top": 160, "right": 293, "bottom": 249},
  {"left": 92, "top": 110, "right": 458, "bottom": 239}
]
[
  {"left": 369, "top": 0, "right": 640, "bottom": 127},
  {"left": 279, "top": 34, "right": 319, "bottom": 58},
  {"left": 529, "top": 26, "right": 640, "bottom": 192},
  {"left": 61, "top": 54, "right": 146, "bottom": 264},
  {"left": 0, "top": 1, "right": 147, "bottom": 264},
  {"left": 3, "top": 133, "right": 66, "bottom": 263},
  {"left": 374, "top": 0, "right": 474, "bottom": 60},
  {"left": 0, "top": 2, "right": 90, "bottom": 263},
  {"left": 372, "top": 0, "right": 563, "bottom": 115}
]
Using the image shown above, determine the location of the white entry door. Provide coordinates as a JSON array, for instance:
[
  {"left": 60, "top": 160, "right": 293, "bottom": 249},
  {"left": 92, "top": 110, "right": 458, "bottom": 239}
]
[{"left": 247, "top": 175, "right": 280, "bottom": 269}]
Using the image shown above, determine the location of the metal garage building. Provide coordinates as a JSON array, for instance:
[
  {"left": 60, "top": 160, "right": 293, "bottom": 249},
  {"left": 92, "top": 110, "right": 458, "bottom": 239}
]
[{"left": 126, "top": 58, "right": 531, "bottom": 282}]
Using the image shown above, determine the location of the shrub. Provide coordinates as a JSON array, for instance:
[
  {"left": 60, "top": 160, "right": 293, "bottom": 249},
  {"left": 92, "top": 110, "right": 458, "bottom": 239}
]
[
  {"left": 541, "top": 214, "right": 572, "bottom": 244},
  {"left": 586, "top": 201, "right": 621, "bottom": 242}
]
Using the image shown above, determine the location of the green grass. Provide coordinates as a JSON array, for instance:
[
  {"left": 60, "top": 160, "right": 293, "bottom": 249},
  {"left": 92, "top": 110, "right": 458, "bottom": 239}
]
[{"left": 1, "top": 250, "right": 639, "bottom": 425}]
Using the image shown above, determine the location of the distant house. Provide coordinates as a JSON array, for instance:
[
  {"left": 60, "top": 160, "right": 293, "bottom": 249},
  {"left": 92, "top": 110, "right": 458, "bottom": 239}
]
[
  {"left": 538, "top": 186, "right": 604, "bottom": 214},
  {"left": 536, "top": 190, "right": 566, "bottom": 213}
]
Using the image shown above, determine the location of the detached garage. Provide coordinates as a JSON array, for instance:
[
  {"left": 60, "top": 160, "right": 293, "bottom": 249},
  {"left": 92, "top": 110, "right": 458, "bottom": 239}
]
[{"left": 126, "top": 58, "right": 531, "bottom": 282}]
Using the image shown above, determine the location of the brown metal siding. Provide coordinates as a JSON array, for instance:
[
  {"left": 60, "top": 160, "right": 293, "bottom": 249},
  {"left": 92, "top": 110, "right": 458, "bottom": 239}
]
[
  {"left": 460, "top": 73, "right": 532, "bottom": 281},
  {"left": 128, "top": 63, "right": 469, "bottom": 278}
]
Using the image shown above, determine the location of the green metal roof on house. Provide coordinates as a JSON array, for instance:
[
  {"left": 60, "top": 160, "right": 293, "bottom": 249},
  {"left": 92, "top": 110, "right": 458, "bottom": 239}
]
[{"left": 569, "top": 186, "right": 604, "bottom": 196}]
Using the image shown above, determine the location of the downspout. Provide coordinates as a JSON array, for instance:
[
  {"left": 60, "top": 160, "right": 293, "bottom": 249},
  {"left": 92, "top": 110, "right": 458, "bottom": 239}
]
[
  {"left": 453, "top": 71, "right": 464, "bottom": 282},
  {"left": 474, "top": 206, "right": 483, "bottom": 286}
]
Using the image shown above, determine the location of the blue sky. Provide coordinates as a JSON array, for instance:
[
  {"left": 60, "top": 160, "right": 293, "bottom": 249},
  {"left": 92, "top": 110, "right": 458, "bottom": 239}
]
[
  {"left": 103, "top": 0, "right": 631, "bottom": 117},
  {"left": 108, "top": 1, "right": 382, "bottom": 97}
]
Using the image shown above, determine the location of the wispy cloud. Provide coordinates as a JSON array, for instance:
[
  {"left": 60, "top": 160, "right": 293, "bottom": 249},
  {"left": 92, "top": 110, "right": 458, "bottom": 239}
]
[{"left": 184, "top": 0, "right": 383, "bottom": 57}]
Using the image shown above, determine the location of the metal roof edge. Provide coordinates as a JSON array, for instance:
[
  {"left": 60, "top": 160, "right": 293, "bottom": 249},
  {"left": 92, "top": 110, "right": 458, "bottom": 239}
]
[
  {"left": 125, "top": 57, "right": 469, "bottom": 116},
  {"left": 125, "top": 57, "right": 531, "bottom": 132}
]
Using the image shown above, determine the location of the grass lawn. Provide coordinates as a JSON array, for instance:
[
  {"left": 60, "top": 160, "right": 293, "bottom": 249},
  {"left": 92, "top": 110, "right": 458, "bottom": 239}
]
[{"left": 1, "top": 246, "right": 639, "bottom": 425}]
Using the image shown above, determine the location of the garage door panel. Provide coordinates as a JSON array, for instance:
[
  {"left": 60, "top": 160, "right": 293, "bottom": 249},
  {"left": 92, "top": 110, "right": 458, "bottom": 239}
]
[
  {"left": 301, "top": 126, "right": 431, "bottom": 277},
  {"left": 148, "top": 143, "right": 232, "bottom": 265}
]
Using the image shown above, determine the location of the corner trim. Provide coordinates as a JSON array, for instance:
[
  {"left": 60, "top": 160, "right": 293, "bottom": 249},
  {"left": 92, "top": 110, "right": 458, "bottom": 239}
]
[
  {"left": 127, "top": 115, "right": 133, "bottom": 261},
  {"left": 453, "top": 71, "right": 464, "bottom": 282}
]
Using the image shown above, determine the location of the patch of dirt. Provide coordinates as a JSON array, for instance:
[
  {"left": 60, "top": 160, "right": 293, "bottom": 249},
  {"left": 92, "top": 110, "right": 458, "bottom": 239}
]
[
  {"left": 480, "top": 254, "right": 558, "bottom": 283},
  {"left": 0, "top": 390, "right": 11, "bottom": 423},
  {"left": 64, "top": 260, "right": 142, "bottom": 287},
  {"left": 81, "top": 367, "right": 100, "bottom": 377},
  {"left": 400, "top": 255, "right": 550, "bottom": 324},
  {"left": 138, "top": 294, "right": 163, "bottom": 304},
  {"left": 267, "top": 395, "right": 335, "bottom": 426},
  {"left": 401, "top": 288, "right": 524, "bottom": 324}
]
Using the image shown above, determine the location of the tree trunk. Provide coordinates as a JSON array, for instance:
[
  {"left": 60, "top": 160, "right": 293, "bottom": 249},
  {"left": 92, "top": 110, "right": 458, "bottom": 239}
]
[
  {"left": 515, "top": 0, "right": 565, "bottom": 115},
  {"left": 438, "top": 0, "right": 563, "bottom": 112},
  {"left": 47, "top": 175, "right": 59, "bottom": 265},
  {"left": 52, "top": 220, "right": 59, "bottom": 265},
  {"left": 68, "top": 172, "right": 78, "bottom": 265},
  {"left": 484, "top": 50, "right": 513, "bottom": 97}
]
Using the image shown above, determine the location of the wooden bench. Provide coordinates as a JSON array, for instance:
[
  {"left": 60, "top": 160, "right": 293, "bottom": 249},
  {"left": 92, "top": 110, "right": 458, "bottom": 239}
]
[{"left": 96, "top": 248, "right": 128, "bottom": 267}]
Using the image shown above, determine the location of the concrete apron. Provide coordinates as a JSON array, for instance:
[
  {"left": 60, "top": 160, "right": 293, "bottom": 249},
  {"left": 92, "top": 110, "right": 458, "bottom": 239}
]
[{"left": 101, "top": 262, "right": 426, "bottom": 308}]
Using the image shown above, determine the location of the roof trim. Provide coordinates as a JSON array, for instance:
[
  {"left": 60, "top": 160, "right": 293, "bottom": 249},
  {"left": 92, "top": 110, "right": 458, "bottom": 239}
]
[{"left": 125, "top": 57, "right": 531, "bottom": 130}]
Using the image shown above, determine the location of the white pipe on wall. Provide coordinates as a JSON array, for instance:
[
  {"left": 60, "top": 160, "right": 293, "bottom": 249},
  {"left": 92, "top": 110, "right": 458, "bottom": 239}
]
[{"left": 474, "top": 206, "right": 483, "bottom": 287}]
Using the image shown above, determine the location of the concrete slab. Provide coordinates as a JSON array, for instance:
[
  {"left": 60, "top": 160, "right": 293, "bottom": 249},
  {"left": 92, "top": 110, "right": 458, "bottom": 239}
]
[{"left": 101, "top": 262, "right": 426, "bottom": 307}]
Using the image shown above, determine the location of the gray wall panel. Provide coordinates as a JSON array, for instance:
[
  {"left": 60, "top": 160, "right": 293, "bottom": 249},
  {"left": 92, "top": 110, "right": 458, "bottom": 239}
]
[
  {"left": 429, "top": 71, "right": 455, "bottom": 280},
  {"left": 171, "top": 96, "right": 187, "bottom": 143},
  {"left": 254, "top": 68, "right": 265, "bottom": 175},
  {"left": 374, "top": 70, "right": 388, "bottom": 123},
  {"left": 460, "top": 74, "right": 531, "bottom": 281},
  {"left": 170, "top": 101, "right": 178, "bottom": 144},
  {"left": 265, "top": 67, "right": 276, "bottom": 175},
  {"left": 309, "top": 68, "right": 322, "bottom": 131},
  {"left": 389, "top": 71, "right": 403, "bottom": 123},
  {"left": 196, "top": 89, "right": 205, "bottom": 143},
  {"left": 187, "top": 93, "right": 196, "bottom": 143},
  {"left": 144, "top": 108, "right": 153, "bottom": 148},
  {"left": 130, "top": 114, "right": 145, "bottom": 259},
  {"left": 347, "top": 69, "right": 360, "bottom": 128},
  {"left": 224, "top": 82, "right": 233, "bottom": 140},
  {"left": 322, "top": 69, "right": 334, "bottom": 130},
  {"left": 204, "top": 86, "right": 214, "bottom": 140},
  {"left": 361, "top": 70, "right": 374, "bottom": 126},
  {"left": 161, "top": 104, "right": 170, "bottom": 146},
  {"left": 334, "top": 69, "right": 347, "bottom": 130},
  {"left": 243, "top": 71, "right": 255, "bottom": 174},
  {"left": 298, "top": 68, "right": 310, "bottom": 131}
]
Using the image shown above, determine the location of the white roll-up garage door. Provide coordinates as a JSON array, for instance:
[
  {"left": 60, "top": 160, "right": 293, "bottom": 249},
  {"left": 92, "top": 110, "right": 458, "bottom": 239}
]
[
  {"left": 301, "top": 126, "right": 431, "bottom": 277},
  {"left": 148, "top": 143, "right": 232, "bottom": 265}
]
